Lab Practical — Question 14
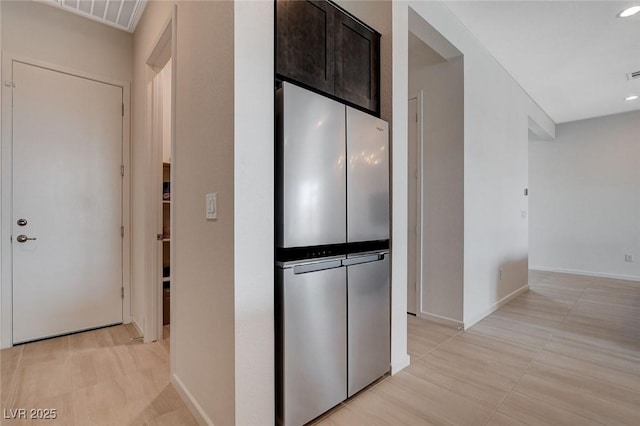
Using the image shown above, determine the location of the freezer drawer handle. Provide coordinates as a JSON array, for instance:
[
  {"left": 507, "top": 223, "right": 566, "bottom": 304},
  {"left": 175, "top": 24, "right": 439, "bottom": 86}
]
[
  {"left": 293, "top": 259, "right": 343, "bottom": 275},
  {"left": 342, "top": 253, "right": 384, "bottom": 266}
]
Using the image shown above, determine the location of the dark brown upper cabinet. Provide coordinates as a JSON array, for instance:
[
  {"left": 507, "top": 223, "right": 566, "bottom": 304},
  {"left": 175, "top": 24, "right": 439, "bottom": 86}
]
[
  {"left": 334, "top": 11, "right": 380, "bottom": 114},
  {"left": 276, "top": 0, "right": 380, "bottom": 116},
  {"left": 276, "top": 0, "right": 336, "bottom": 94}
]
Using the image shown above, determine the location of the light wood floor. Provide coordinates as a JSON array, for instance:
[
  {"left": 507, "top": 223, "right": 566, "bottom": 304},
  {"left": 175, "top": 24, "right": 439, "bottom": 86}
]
[
  {"left": 314, "top": 271, "right": 640, "bottom": 426},
  {"left": 0, "top": 324, "right": 197, "bottom": 425},
  {"left": 2, "top": 271, "right": 638, "bottom": 425}
]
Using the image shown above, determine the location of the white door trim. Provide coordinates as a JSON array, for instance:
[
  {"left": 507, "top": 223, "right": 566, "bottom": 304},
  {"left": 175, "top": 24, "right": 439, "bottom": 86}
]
[
  {"left": 408, "top": 91, "right": 424, "bottom": 317},
  {"left": 0, "top": 54, "right": 132, "bottom": 349},
  {"left": 143, "top": 12, "right": 175, "bottom": 347}
]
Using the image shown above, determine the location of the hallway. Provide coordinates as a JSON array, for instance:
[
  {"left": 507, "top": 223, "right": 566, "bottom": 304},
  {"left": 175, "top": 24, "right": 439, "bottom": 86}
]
[
  {"left": 2, "top": 271, "right": 639, "bottom": 425},
  {"left": 314, "top": 271, "right": 640, "bottom": 425},
  {"left": 1, "top": 325, "right": 196, "bottom": 425}
]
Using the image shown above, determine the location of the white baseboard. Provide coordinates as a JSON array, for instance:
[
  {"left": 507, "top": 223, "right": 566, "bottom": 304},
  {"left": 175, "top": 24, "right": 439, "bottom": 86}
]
[
  {"left": 131, "top": 317, "right": 143, "bottom": 338},
  {"left": 417, "top": 311, "right": 464, "bottom": 329},
  {"left": 172, "top": 373, "right": 214, "bottom": 426},
  {"left": 391, "top": 353, "right": 410, "bottom": 374},
  {"left": 464, "top": 284, "right": 530, "bottom": 329},
  {"left": 529, "top": 266, "right": 640, "bottom": 283}
]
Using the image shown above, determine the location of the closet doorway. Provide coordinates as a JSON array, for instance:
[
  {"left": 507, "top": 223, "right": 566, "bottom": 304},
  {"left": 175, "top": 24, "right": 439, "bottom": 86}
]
[{"left": 145, "top": 16, "right": 175, "bottom": 345}]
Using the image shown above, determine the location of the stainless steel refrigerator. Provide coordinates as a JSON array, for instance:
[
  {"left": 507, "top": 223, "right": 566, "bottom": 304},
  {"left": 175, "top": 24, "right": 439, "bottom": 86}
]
[{"left": 275, "top": 82, "right": 390, "bottom": 426}]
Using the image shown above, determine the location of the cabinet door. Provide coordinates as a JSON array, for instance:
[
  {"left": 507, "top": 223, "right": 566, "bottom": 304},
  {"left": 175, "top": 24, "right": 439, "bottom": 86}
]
[
  {"left": 276, "top": 0, "right": 335, "bottom": 94},
  {"left": 334, "top": 13, "right": 380, "bottom": 114}
]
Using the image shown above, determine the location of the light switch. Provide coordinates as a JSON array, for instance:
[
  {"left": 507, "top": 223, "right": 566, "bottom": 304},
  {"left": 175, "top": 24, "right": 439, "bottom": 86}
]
[{"left": 206, "top": 193, "right": 217, "bottom": 220}]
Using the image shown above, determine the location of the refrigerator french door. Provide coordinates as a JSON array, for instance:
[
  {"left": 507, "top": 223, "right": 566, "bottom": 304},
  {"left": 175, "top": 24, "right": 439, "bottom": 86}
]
[
  {"left": 277, "top": 252, "right": 389, "bottom": 425},
  {"left": 346, "top": 106, "right": 389, "bottom": 245},
  {"left": 276, "top": 259, "right": 347, "bottom": 426},
  {"left": 276, "top": 82, "right": 390, "bottom": 425},
  {"left": 345, "top": 252, "right": 390, "bottom": 397},
  {"left": 275, "top": 83, "right": 346, "bottom": 254}
]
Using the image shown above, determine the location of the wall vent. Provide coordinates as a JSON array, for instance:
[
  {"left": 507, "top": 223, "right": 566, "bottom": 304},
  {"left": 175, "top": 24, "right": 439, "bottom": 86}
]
[
  {"left": 40, "top": 0, "right": 147, "bottom": 33},
  {"left": 628, "top": 70, "right": 640, "bottom": 80}
]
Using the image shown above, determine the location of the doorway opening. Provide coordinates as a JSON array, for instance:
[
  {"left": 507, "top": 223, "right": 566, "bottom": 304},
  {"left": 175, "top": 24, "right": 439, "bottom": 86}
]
[
  {"left": 144, "top": 15, "right": 175, "bottom": 346},
  {"left": 406, "top": 9, "right": 464, "bottom": 334},
  {"left": 407, "top": 91, "right": 423, "bottom": 316}
]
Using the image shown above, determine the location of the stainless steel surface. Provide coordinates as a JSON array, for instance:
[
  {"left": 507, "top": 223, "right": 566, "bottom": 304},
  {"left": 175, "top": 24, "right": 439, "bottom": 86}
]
[
  {"left": 294, "top": 259, "right": 343, "bottom": 274},
  {"left": 280, "top": 265, "right": 347, "bottom": 426},
  {"left": 17, "top": 218, "right": 27, "bottom": 226},
  {"left": 16, "top": 235, "right": 36, "bottom": 243},
  {"left": 347, "top": 253, "right": 390, "bottom": 397},
  {"left": 342, "top": 253, "right": 384, "bottom": 266},
  {"left": 346, "top": 107, "right": 389, "bottom": 243},
  {"left": 276, "top": 255, "right": 346, "bottom": 270},
  {"left": 278, "top": 82, "right": 346, "bottom": 248}
]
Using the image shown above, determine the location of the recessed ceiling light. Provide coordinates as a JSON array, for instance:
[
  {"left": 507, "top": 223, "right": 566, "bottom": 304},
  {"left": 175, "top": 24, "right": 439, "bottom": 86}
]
[
  {"left": 618, "top": 5, "right": 640, "bottom": 17},
  {"left": 625, "top": 95, "right": 639, "bottom": 101}
]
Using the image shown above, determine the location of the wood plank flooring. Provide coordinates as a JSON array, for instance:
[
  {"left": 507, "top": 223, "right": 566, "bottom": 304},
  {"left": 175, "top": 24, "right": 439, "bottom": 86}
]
[
  {"left": 315, "top": 271, "right": 640, "bottom": 426},
  {"left": 1, "top": 271, "right": 638, "bottom": 425},
  {"left": 1, "top": 324, "right": 196, "bottom": 425}
]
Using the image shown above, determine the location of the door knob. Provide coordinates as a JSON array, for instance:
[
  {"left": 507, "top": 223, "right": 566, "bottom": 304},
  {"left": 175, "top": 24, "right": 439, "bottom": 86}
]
[{"left": 16, "top": 235, "right": 36, "bottom": 243}]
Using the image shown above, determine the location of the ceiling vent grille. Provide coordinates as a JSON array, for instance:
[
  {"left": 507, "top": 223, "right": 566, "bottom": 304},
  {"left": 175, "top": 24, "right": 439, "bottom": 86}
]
[
  {"left": 40, "top": 0, "right": 147, "bottom": 33},
  {"left": 628, "top": 70, "right": 640, "bottom": 80}
]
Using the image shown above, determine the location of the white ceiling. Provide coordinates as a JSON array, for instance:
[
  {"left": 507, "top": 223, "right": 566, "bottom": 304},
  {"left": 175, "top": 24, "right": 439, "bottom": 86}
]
[
  {"left": 443, "top": 1, "right": 640, "bottom": 123},
  {"left": 41, "top": 0, "right": 146, "bottom": 33}
]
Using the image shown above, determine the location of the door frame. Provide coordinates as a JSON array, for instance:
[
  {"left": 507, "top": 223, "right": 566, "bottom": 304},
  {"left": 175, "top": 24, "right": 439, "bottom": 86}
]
[
  {"left": 0, "top": 54, "right": 132, "bottom": 349},
  {"left": 407, "top": 91, "right": 424, "bottom": 316},
  {"left": 143, "top": 12, "right": 176, "bottom": 346}
]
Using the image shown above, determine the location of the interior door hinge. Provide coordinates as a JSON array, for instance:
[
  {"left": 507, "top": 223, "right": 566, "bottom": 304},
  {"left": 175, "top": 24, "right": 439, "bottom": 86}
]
[
  {"left": 121, "top": 287, "right": 124, "bottom": 299},
  {"left": 122, "top": 103, "right": 125, "bottom": 116},
  {"left": 416, "top": 114, "right": 418, "bottom": 123},
  {"left": 121, "top": 226, "right": 124, "bottom": 237},
  {"left": 120, "top": 165, "right": 124, "bottom": 176}
]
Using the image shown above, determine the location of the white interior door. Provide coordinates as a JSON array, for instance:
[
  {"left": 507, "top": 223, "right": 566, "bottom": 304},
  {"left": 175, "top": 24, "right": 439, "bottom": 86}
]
[
  {"left": 12, "top": 61, "right": 123, "bottom": 344},
  {"left": 407, "top": 97, "right": 418, "bottom": 315}
]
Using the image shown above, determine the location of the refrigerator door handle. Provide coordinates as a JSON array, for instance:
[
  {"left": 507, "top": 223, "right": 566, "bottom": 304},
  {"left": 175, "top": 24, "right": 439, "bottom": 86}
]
[
  {"left": 293, "top": 259, "right": 343, "bottom": 274},
  {"left": 342, "top": 253, "right": 385, "bottom": 266}
]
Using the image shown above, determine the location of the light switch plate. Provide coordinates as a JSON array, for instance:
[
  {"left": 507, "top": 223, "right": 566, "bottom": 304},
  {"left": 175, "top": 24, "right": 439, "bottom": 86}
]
[{"left": 206, "top": 193, "right": 217, "bottom": 220}]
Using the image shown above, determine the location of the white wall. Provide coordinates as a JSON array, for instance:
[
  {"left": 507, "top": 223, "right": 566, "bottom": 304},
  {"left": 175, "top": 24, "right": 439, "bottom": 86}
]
[
  {"left": 0, "top": 0, "right": 133, "bottom": 348},
  {"left": 133, "top": 2, "right": 237, "bottom": 425},
  {"left": 530, "top": 111, "right": 640, "bottom": 281},
  {"left": 234, "top": 1, "right": 274, "bottom": 425},
  {"left": 408, "top": 39, "right": 464, "bottom": 324},
  {"left": 0, "top": 1, "right": 132, "bottom": 81},
  {"left": 396, "top": 1, "right": 556, "bottom": 330}
]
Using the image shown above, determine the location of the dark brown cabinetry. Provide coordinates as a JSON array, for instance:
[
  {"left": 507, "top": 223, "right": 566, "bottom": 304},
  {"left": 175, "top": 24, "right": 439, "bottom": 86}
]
[
  {"left": 276, "top": 0, "right": 336, "bottom": 94},
  {"left": 275, "top": 0, "right": 380, "bottom": 115},
  {"left": 334, "top": 12, "right": 380, "bottom": 114}
]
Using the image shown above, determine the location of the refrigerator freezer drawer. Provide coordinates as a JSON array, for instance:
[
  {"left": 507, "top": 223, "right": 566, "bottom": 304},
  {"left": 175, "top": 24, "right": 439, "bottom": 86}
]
[
  {"left": 277, "top": 82, "right": 347, "bottom": 249},
  {"left": 277, "top": 266, "right": 347, "bottom": 426},
  {"left": 346, "top": 106, "right": 389, "bottom": 243},
  {"left": 347, "top": 254, "right": 390, "bottom": 397}
]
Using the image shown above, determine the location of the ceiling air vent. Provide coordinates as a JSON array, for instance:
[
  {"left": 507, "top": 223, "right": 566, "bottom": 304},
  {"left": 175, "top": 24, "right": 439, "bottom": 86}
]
[
  {"left": 41, "top": 0, "right": 147, "bottom": 33},
  {"left": 627, "top": 70, "right": 640, "bottom": 80}
]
